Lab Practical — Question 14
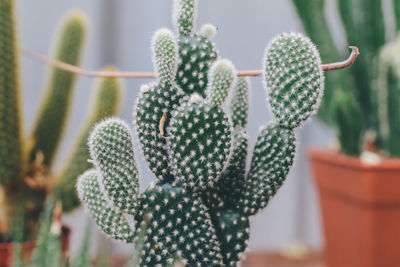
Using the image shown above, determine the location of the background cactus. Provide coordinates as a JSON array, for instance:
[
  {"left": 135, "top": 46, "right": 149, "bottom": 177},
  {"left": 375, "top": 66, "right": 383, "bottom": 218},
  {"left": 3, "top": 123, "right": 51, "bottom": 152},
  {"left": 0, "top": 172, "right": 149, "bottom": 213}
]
[
  {"left": 0, "top": 2, "right": 122, "bottom": 240},
  {"left": 77, "top": 1, "right": 340, "bottom": 265},
  {"left": 292, "top": 0, "right": 400, "bottom": 157},
  {"left": 29, "top": 11, "right": 86, "bottom": 167},
  {"left": 378, "top": 37, "right": 400, "bottom": 157},
  {"left": 12, "top": 200, "right": 93, "bottom": 267}
]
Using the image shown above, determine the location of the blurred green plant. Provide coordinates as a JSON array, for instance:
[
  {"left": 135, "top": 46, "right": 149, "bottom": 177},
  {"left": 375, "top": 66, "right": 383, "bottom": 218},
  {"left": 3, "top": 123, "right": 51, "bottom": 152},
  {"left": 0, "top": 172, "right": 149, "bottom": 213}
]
[
  {"left": 12, "top": 199, "right": 93, "bottom": 267},
  {"left": 0, "top": 0, "right": 122, "bottom": 240},
  {"left": 292, "top": 0, "right": 400, "bottom": 157}
]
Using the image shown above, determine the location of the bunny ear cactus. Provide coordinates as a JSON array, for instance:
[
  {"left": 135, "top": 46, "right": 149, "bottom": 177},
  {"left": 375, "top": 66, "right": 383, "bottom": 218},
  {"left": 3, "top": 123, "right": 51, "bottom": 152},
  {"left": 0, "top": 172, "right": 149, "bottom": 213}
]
[
  {"left": 79, "top": 28, "right": 330, "bottom": 266},
  {"left": 76, "top": 0, "right": 334, "bottom": 263}
]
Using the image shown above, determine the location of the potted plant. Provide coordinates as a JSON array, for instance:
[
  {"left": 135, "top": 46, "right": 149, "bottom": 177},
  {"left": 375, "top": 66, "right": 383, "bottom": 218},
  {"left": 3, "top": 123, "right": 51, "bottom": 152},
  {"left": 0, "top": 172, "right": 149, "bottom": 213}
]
[
  {"left": 292, "top": 0, "right": 400, "bottom": 266},
  {"left": 0, "top": 0, "right": 122, "bottom": 264},
  {"left": 75, "top": 0, "right": 354, "bottom": 266}
]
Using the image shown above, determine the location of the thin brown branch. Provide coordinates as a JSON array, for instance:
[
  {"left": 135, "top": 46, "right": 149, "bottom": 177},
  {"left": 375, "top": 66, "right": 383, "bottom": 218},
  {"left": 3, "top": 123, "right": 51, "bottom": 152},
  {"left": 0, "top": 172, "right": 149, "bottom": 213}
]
[
  {"left": 21, "top": 46, "right": 359, "bottom": 79},
  {"left": 321, "top": 46, "right": 359, "bottom": 71}
]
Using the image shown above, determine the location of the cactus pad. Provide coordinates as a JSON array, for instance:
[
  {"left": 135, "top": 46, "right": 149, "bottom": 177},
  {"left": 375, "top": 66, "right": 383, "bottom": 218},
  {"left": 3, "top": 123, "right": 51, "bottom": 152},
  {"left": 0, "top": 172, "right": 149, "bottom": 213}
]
[
  {"left": 176, "top": 34, "right": 218, "bottom": 97},
  {"left": 89, "top": 118, "right": 139, "bottom": 214},
  {"left": 77, "top": 169, "right": 134, "bottom": 242},
  {"left": 264, "top": 33, "right": 324, "bottom": 128},
  {"left": 168, "top": 98, "right": 232, "bottom": 190},
  {"left": 135, "top": 82, "right": 188, "bottom": 182},
  {"left": 134, "top": 182, "right": 223, "bottom": 266},
  {"left": 240, "top": 123, "right": 296, "bottom": 216},
  {"left": 230, "top": 77, "right": 250, "bottom": 129}
]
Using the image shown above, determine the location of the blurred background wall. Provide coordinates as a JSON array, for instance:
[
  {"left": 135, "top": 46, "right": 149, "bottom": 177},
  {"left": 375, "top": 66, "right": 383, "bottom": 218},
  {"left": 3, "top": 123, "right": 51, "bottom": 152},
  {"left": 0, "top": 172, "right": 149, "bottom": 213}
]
[{"left": 17, "top": 0, "right": 355, "bottom": 258}]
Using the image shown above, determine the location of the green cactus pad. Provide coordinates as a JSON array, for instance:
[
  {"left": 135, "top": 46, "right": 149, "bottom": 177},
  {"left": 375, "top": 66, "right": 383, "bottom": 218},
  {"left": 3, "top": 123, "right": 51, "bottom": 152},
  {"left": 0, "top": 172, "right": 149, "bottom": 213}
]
[
  {"left": 230, "top": 77, "right": 250, "bottom": 129},
  {"left": 264, "top": 33, "right": 324, "bottom": 128},
  {"left": 173, "top": 0, "right": 197, "bottom": 36},
  {"left": 135, "top": 82, "right": 188, "bottom": 182},
  {"left": 211, "top": 209, "right": 250, "bottom": 267},
  {"left": 168, "top": 96, "right": 232, "bottom": 190},
  {"left": 218, "top": 130, "right": 248, "bottom": 208},
  {"left": 77, "top": 169, "right": 134, "bottom": 242},
  {"left": 89, "top": 118, "right": 139, "bottom": 215},
  {"left": 30, "top": 11, "right": 86, "bottom": 167},
  {"left": 56, "top": 71, "right": 122, "bottom": 212},
  {"left": 176, "top": 34, "right": 218, "bottom": 97},
  {"left": 133, "top": 182, "right": 223, "bottom": 266},
  {"left": 207, "top": 59, "right": 237, "bottom": 107},
  {"left": 153, "top": 28, "right": 178, "bottom": 85},
  {"left": 0, "top": 0, "right": 23, "bottom": 184},
  {"left": 240, "top": 123, "right": 296, "bottom": 216}
]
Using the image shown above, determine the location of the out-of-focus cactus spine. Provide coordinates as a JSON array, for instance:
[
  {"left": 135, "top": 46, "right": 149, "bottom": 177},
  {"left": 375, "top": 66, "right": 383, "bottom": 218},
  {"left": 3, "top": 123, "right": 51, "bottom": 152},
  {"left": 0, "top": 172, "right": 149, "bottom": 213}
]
[
  {"left": 0, "top": 0, "right": 23, "bottom": 186},
  {"left": 30, "top": 11, "right": 86, "bottom": 167},
  {"left": 378, "top": 38, "right": 400, "bottom": 157},
  {"left": 78, "top": 1, "right": 330, "bottom": 264},
  {"left": 55, "top": 69, "right": 122, "bottom": 212}
]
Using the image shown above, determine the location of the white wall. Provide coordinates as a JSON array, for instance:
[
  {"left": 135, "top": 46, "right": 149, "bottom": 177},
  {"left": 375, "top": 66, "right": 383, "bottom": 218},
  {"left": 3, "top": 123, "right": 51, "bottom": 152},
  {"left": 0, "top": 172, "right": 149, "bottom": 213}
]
[{"left": 16, "top": 0, "right": 355, "bottom": 258}]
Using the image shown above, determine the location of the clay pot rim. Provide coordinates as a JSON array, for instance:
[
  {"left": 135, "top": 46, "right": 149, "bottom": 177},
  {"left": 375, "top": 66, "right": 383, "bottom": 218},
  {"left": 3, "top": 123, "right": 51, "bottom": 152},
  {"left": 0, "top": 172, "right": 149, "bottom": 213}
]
[{"left": 308, "top": 148, "right": 400, "bottom": 171}]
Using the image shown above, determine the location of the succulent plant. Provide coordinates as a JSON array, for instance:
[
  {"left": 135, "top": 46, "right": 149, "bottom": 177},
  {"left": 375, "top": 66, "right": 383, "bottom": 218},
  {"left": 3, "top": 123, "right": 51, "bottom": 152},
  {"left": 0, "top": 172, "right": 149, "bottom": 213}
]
[
  {"left": 378, "top": 37, "right": 400, "bottom": 157},
  {"left": 77, "top": 1, "right": 333, "bottom": 265},
  {"left": 0, "top": 0, "right": 122, "bottom": 239},
  {"left": 292, "top": 0, "right": 400, "bottom": 157}
]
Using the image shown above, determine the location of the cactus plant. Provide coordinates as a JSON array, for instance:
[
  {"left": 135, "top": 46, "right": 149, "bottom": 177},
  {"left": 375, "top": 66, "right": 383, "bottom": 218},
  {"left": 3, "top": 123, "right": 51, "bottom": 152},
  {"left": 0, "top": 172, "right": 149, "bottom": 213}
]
[
  {"left": 12, "top": 200, "right": 94, "bottom": 267},
  {"left": 292, "top": 0, "right": 400, "bottom": 157},
  {"left": 378, "top": 37, "right": 400, "bottom": 157},
  {"left": 0, "top": 1, "right": 122, "bottom": 240},
  {"left": 75, "top": 1, "right": 345, "bottom": 265}
]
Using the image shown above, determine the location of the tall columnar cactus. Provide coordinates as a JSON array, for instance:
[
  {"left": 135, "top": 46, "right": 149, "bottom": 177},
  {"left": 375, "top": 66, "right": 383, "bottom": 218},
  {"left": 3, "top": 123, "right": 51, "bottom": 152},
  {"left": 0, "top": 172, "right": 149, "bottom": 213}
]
[
  {"left": 378, "top": 37, "right": 400, "bottom": 157},
  {"left": 77, "top": 1, "right": 330, "bottom": 265},
  {"left": 0, "top": 3, "right": 122, "bottom": 239},
  {"left": 292, "top": 0, "right": 400, "bottom": 158},
  {"left": 0, "top": 0, "right": 22, "bottom": 186},
  {"left": 29, "top": 11, "right": 86, "bottom": 167}
]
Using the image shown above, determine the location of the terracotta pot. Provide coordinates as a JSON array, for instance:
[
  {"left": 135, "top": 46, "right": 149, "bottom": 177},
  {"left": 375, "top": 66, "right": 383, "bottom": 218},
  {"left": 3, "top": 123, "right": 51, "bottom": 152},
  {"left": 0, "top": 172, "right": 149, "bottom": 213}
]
[
  {"left": 308, "top": 148, "right": 400, "bottom": 267},
  {"left": 0, "top": 225, "right": 70, "bottom": 267}
]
